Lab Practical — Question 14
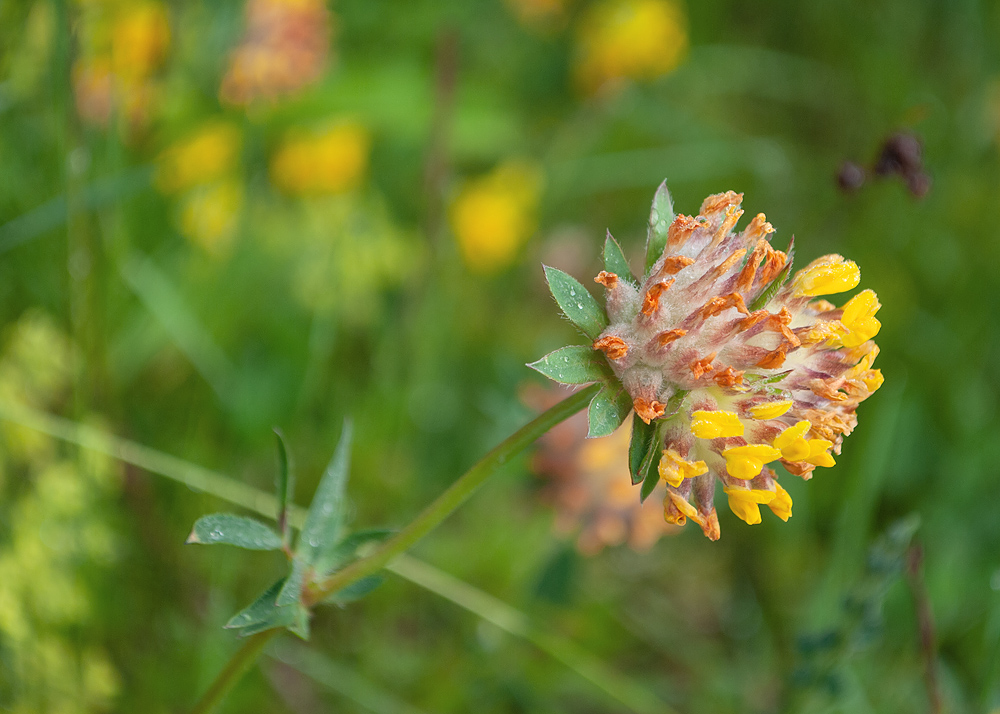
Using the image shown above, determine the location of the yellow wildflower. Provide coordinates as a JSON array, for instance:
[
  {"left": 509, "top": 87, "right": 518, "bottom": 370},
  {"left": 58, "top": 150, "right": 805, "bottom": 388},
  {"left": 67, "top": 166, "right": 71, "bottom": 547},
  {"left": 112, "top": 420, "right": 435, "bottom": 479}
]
[
  {"left": 449, "top": 161, "right": 543, "bottom": 273},
  {"left": 574, "top": 0, "right": 687, "bottom": 94},
  {"left": 156, "top": 123, "right": 242, "bottom": 194},
  {"left": 270, "top": 122, "right": 371, "bottom": 196}
]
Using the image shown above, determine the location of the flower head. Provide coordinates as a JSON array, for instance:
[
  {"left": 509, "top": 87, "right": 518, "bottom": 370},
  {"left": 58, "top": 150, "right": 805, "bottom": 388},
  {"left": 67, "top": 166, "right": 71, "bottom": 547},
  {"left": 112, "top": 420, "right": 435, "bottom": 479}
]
[
  {"left": 270, "top": 121, "right": 371, "bottom": 196},
  {"left": 531, "top": 183, "right": 883, "bottom": 540}
]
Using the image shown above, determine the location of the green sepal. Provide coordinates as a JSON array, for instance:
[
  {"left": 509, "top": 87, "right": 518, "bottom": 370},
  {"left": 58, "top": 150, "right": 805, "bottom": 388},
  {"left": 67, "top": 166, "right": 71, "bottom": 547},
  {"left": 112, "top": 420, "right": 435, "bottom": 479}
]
[
  {"left": 586, "top": 385, "right": 632, "bottom": 438},
  {"left": 225, "top": 577, "right": 307, "bottom": 638},
  {"left": 315, "top": 528, "right": 394, "bottom": 578},
  {"left": 298, "top": 419, "right": 353, "bottom": 567},
  {"left": 224, "top": 577, "right": 288, "bottom": 630},
  {"left": 638, "top": 419, "right": 667, "bottom": 502},
  {"left": 276, "top": 557, "right": 308, "bottom": 607},
  {"left": 543, "top": 265, "right": 608, "bottom": 340},
  {"left": 628, "top": 414, "right": 656, "bottom": 485},
  {"left": 748, "top": 240, "right": 794, "bottom": 312},
  {"left": 186, "top": 513, "right": 283, "bottom": 551},
  {"left": 645, "top": 180, "right": 675, "bottom": 274},
  {"left": 527, "top": 345, "right": 613, "bottom": 386},
  {"left": 603, "top": 231, "right": 636, "bottom": 284},
  {"left": 639, "top": 451, "right": 662, "bottom": 503},
  {"left": 323, "top": 575, "right": 385, "bottom": 605}
]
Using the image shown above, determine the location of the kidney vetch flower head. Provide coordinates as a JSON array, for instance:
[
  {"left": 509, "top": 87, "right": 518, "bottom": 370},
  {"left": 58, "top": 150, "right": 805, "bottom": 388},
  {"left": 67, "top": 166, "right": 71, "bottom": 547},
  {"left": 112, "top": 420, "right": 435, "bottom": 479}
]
[{"left": 530, "top": 183, "right": 883, "bottom": 540}]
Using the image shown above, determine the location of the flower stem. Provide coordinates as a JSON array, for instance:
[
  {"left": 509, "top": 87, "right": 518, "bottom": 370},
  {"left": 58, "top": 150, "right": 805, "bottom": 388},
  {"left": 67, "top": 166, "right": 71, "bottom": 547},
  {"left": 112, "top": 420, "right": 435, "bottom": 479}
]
[
  {"left": 190, "top": 630, "right": 278, "bottom": 714},
  {"left": 193, "top": 383, "right": 599, "bottom": 712},
  {"left": 308, "top": 383, "right": 599, "bottom": 604}
]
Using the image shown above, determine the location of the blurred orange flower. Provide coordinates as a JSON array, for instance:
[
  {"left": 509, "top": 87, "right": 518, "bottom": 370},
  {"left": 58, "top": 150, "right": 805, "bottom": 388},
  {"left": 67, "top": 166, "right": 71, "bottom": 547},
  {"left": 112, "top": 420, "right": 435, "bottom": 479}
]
[
  {"left": 528, "top": 386, "right": 676, "bottom": 555},
  {"left": 220, "top": 0, "right": 332, "bottom": 107}
]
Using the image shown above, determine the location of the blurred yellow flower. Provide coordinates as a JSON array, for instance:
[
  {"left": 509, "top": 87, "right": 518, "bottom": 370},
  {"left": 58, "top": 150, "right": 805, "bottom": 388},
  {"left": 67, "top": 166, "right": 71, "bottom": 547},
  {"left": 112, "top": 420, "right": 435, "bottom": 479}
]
[
  {"left": 178, "top": 180, "right": 244, "bottom": 257},
  {"left": 156, "top": 122, "right": 242, "bottom": 194},
  {"left": 449, "top": 161, "right": 543, "bottom": 273},
  {"left": 574, "top": 0, "right": 688, "bottom": 94},
  {"left": 111, "top": 2, "right": 171, "bottom": 82},
  {"left": 220, "top": 0, "right": 332, "bottom": 106},
  {"left": 270, "top": 121, "right": 371, "bottom": 195}
]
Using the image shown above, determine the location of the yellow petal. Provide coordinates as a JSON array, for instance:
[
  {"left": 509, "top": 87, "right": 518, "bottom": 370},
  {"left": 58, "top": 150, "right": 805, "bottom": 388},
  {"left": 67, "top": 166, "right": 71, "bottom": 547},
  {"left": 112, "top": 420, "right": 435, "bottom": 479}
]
[
  {"left": 792, "top": 256, "right": 860, "bottom": 297},
  {"left": 658, "top": 449, "right": 708, "bottom": 488},
  {"left": 773, "top": 420, "right": 811, "bottom": 460},
  {"left": 667, "top": 492, "right": 704, "bottom": 526},
  {"left": 749, "top": 399, "right": 793, "bottom": 420},
  {"left": 767, "top": 483, "right": 793, "bottom": 521},
  {"left": 804, "top": 439, "right": 836, "bottom": 467},
  {"left": 690, "top": 410, "right": 743, "bottom": 439},
  {"left": 722, "top": 444, "right": 782, "bottom": 480},
  {"left": 723, "top": 486, "right": 775, "bottom": 525}
]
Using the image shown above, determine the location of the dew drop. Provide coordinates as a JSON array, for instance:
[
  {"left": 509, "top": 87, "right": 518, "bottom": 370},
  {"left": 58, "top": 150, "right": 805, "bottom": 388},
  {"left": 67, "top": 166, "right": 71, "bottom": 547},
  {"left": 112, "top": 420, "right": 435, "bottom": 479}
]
[
  {"left": 650, "top": 209, "right": 659, "bottom": 224},
  {"left": 577, "top": 303, "right": 583, "bottom": 309},
  {"left": 569, "top": 289, "right": 576, "bottom": 297}
]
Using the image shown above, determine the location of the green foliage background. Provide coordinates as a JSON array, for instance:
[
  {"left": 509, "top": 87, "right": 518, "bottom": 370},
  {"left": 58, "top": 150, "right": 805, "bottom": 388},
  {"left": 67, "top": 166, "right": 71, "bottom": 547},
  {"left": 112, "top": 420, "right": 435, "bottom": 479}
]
[{"left": 1, "top": 0, "right": 999, "bottom": 712}]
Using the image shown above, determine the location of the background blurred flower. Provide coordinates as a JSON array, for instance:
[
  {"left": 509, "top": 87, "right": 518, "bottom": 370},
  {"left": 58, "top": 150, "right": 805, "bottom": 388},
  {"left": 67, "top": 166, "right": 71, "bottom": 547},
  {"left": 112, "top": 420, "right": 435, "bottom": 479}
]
[
  {"left": 156, "top": 123, "right": 244, "bottom": 257},
  {"left": 449, "top": 160, "right": 543, "bottom": 273},
  {"left": 573, "top": 0, "right": 688, "bottom": 94},
  {"left": 220, "top": 0, "right": 332, "bottom": 107},
  {"left": 156, "top": 122, "right": 242, "bottom": 194},
  {"left": 71, "top": 1, "right": 170, "bottom": 129},
  {"left": 178, "top": 180, "right": 245, "bottom": 257},
  {"left": 270, "top": 121, "right": 371, "bottom": 196},
  {"left": 528, "top": 386, "right": 676, "bottom": 554}
]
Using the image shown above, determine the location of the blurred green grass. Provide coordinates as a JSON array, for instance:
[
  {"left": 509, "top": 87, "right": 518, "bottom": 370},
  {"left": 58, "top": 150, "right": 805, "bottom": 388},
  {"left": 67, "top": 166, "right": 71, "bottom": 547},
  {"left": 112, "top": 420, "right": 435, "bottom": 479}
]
[{"left": 1, "top": 0, "right": 999, "bottom": 712}]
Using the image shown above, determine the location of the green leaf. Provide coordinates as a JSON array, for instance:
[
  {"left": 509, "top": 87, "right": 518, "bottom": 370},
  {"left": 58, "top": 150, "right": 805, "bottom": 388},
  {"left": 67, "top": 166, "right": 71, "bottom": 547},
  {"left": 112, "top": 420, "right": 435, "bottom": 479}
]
[
  {"left": 315, "top": 528, "right": 394, "bottom": 577},
  {"left": 748, "top": 242, "right": 794, "bottom": 312},
  {"left": 543, "top": 266, "right": 608, "bottom": 340},
  {"left": 628, "top": 414, "right": 655, "bottom": 485},
  {"left": 639, "top": 451, "right": 662, "bottom": 503},
  {"left": 527, "top": 345, "right": 612, "bottom": 385},
  {"left": 587, "top": 386, "right": 632, "bottom": 438},
  {"left": 238, "top": 605, "right": 305, "bottom": 638},
  {"left": 638, "top": 420, "right": 665, "bottom": 502},
  {"left": 277, "top": 557, "right": 308, "bottom": 607},
  {"left": 324, "top": 575, "right": 385, "bottom": 605},
  {"left": 288, "top": 606, "right": 311, "bottom": 640},
  {"left": 225, "top": 578, "right": 289, "bottom": 630},
  {"left": 298, "top": 419, "right": 353, "bottom": 567},
  {"left": 274, "top": 428, "right": 294, "bottom": 541},
  {"left": 186, "top": 513, "right": 283, "bottom": 551},
  {"left": 603, "top": 231, "right": 635, "bottom": 284},
  {"left": 645, "top": 180, "right": 675, "bottom": 274}
]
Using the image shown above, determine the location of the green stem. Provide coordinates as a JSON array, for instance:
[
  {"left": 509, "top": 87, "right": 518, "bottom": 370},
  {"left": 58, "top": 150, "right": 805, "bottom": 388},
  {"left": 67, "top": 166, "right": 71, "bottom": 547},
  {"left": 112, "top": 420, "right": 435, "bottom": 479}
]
[
  {"left": 309, "top": 384, "right": 599, "bottom": 604},
  {"left": 190, "top": 630, "right": 278, "bottom": 714},
  {"left": 200, "top": 383, "right": 599, "bottom": 711}
]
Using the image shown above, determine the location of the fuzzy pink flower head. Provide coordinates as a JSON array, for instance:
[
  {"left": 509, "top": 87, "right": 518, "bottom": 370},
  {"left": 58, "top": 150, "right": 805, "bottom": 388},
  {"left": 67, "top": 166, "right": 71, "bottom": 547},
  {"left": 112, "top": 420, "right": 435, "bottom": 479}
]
[{"left": 532, "top": 184, "right": 883, "bottom": 540}]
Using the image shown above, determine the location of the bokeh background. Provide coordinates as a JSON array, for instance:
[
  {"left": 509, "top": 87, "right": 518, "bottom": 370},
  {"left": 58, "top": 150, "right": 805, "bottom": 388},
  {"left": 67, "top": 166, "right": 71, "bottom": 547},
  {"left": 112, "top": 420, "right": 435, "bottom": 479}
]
[{"left": 0, "top": 0, "right": 998, "bottom": 712}]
